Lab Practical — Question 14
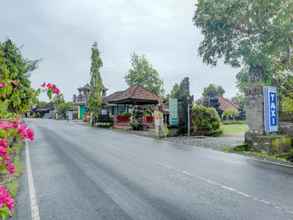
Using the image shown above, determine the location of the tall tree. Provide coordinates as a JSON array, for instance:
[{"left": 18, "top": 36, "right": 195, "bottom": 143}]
[
  {"left": 0, "top": 39, "right": 38, "bottom": 116},
  {"left": 202, "top": 84, "right": 225, "bottom": 98},
  {"left": 125, "top": 53, "right": 164, "bottom": 96},
  {"left": 88, "top": 42, "right": 103, "bottom": 120},
  {"left": 170, "top": 83, "right": 180, "bottom": 98},
  {"left": 193, "top": 0, "right": 293, "bottom": 90}
]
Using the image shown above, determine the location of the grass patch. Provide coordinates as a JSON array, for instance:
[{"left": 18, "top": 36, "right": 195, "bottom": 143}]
[
  {"left": 225, "top": 144, "right": 293, "bottom": 164},
  {"left": 6, "top": 179, "right": 19, "bottom": 198},
  {"left": 221, "top": 123, "right": 248, "bottom": 136}
]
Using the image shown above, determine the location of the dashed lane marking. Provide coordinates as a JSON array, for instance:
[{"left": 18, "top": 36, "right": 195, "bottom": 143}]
[{"left": 156, "top": 162, "right": 293, "bottom": 216}]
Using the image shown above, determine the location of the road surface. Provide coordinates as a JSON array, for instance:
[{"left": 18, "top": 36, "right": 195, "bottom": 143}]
[{"left": 14, "top": 119, "right": 293, "bottom": 220}]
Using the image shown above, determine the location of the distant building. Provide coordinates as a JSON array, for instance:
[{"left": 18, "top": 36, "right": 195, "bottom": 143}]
[
  {"left": 73, "top": 83, "right": 107, "bottom": 120},
  {"left": 218, "top": 96, "right": 239, "bottom": 113}
]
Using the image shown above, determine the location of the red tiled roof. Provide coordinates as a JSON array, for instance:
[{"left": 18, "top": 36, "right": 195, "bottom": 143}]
[
  {"left": 104, "top": 85, "right": 160, "bottom": 104},
  {"left": 218, "top": 96, "right": 239, "bottom": 112}
]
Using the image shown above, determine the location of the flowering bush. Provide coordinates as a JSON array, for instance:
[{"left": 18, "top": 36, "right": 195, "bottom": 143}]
[
  {"left": 0, "top": 120, "right": 34, "bottom": 175},
  {"left": 0, "top": 120, "right": 34, "bottom": 218},
  {"left": 0, "top": 39, "right": 36, "bottom": 218},
  {"left": 41, "top": 82, "right": 61, "bottom": 99},
  {"left": 0, "top": 185, "right": 14, "bottom": 219}
]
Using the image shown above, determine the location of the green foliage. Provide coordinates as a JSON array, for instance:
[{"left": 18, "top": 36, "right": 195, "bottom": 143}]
[
  {"left": 202, "top": 84, "right": 225, "bottom": 98},
  {"left": 88, "top": 42, "right": 103, "bottom": 119},
  {"left": 57, "top": 102, "right": 74, "bottom": 119},
  {"left": 130, "top": 107, "right": 144, "bottom": 130},
  {"left": 170, "top": 78, "right": 191, "bottom": 99},
  {"left": 0, "top": 206, "right": 10, "bottom": 220},
  {"left": 231, "top": 94, "right": 245, "bottom": 109},
  {"left": 223, "top": 108, "right": 239, "bottom": 119},
  {"left": 282, "top": 96, "right": 293, "bottom": 113},
  {"left": 194, "top": 0, "right": 293, "bottom": 90},
  {"left": 229, "top": 144, "right": 252, "bottom": 152},
  {"left": 120, "top": 112, "right": 132, "bottom": 117},
  {"left": 0, "top": 39, "right": 38, "bottom": 115},
  {"left": 191, "top": 104, "right": 222, "bottom": 136},
  {"left": 125, "top": 53, "right": 164, "bottom": 96},
  {"left": 170, "top": 83, "right": 180, "bottom": 98}
]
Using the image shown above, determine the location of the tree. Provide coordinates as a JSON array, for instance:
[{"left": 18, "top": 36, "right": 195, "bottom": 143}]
[
  {"left": 125, "top": 53, "right": 164, "bottom": 96},
  {"left": 170, "top": 83, "right": 180, "bottom": 98},
  {"left": 170, "top": 78, "right": 191, "bottom": 100},
  {"left": 0, "top": 39, "right": 38, "bottom": 115},
  {"left": 193, "top": 0, "right": 293, "bottom": 90},
  {"left": 201, "top": 84, "right": 224, "bottom": 114},
  {"left": 202, "top": 84, "right": 225, "bottom": 98},
  {"left": 88, "top": 42, "right": 103, "bottom": 121}
]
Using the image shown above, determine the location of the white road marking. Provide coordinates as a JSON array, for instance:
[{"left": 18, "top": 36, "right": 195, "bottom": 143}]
[
  {"left": 156, "top": 162, "right": 293, "bottom": 216},
  {"left": 25, "top": 142, "right": 40, "bottom": 220}
]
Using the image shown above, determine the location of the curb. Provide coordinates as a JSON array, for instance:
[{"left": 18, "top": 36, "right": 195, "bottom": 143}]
[{"left": 247, "top": 157, "right": 293, "bottom": 169}]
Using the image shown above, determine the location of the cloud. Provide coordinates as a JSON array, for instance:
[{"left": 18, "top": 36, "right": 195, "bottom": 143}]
[{"left": 0, "top": 0, "right": 239, "bottom": 100}]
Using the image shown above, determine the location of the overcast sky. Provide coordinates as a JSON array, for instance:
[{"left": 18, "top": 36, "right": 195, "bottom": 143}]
[{"left": 0, "top": 0, "right": 239, "bottom": 100}]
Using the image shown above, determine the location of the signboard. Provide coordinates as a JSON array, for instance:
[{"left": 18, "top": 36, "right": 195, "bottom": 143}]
[
  {"left": 169, "top": 98, "right": 178, "bottom": 126},
  {"left": 154, "top": 110, "right": 165, "bottom": 138},
  {"left": 263, "top": 86, "right": 279, "bottom": 133}
]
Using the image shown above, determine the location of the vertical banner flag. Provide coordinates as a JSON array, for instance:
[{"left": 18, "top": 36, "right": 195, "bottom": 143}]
[
  {"left": 169, "top": 98, "right": 178, "bottom": 126},
  {"left": 263, "top": 86, "right": 279, "bottom": 133}
]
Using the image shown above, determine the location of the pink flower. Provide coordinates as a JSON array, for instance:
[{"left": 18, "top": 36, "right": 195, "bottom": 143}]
[
  {"left": 0, "top": 83, "right": 5, "bottom": 89},
  {"left": 52, "top": 87, "right": 60, "bottom": 95},
  {"left": 47, "top": 83, "right": 53, "bottom": 89},
  {"left": 6, "top": 162, "right": 15, "bottom": 175},
  {"left": 26, "top": 128, "right": 34, "bottom": 141},
  {"left": 0, "top": 147, "right": 7, "bottom": 157},
  {"left": 41, "top": 82, "right": 46, "bottom": 88},
  {"left": 0, "top": 121, "right": 14, "bottom": 130},
  {"left": 0, "top": 185, "right": 14, "bottom": 213},
  {"left": 0, "top": 139, "right": 8, "bottom": 148},
  {"left": 16, "top": 123, "right": 27, "bottom": 140}
]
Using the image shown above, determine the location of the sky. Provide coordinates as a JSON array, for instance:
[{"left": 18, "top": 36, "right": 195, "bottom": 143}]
[{"left": 0, "top": 0, "right": 240, "bottom": 101}]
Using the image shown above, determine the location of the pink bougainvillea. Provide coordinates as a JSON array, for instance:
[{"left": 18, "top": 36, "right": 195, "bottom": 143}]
[
  {"left": 41, "top": 82, "right": 61, "bottom": 95},
  {"left": 0, "top": 82, "right": 5, "bottom": 89},
  {"left": 0, "top": 120, "right": 34, "bottom": 142},
  {"left": 16, "top": 121, "right": 34, "bottom": 142},
  {"left": 0, "top": 121, "right": 14, "bottom": 130},
  {"left": 0, "top": 185, "right": 15, "bottom": 216}
]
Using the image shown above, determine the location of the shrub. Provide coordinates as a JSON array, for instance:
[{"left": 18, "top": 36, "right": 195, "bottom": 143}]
[
  {"left": 120, "top": 112, "right": 131, "bottom": 117},
  {"left": 223, "top": 108, "right": 239, "bottom": 120},
  {"left": 191, "top": 104, "right": 222, "bottom": 136}
]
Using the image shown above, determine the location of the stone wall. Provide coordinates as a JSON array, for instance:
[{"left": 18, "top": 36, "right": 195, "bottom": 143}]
[{"left": 245, "top": 85, "right": 265, "bottom": 135}]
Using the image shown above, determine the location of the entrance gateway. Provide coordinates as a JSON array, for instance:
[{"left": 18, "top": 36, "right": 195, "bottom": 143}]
[{"left": 245, "top": 85, "right": 291, "bottom": 153}]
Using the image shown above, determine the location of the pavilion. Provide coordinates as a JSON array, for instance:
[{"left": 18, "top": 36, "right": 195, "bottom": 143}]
[{"left": 103, "top": 85, "right": 161, "bottom": 128}]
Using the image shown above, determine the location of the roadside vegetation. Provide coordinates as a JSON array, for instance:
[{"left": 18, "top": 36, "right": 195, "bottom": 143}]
[
  {"left": 0, "top": 39, "right": 37, "bottom": 219},
  {"left": 191, "top": 104, "right": 222, "bottom": 136},
  {"left": 225, "top": 144, "right": 293, "bottom": 164}
]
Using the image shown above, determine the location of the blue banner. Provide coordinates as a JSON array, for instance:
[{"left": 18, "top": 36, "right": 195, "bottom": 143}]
[{"left": 264, "top": 87, "right": 278, "bottom": 133}]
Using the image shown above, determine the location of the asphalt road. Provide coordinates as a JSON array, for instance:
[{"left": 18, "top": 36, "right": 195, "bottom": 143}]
[{"left": 14, "top": 119, "right": 293, "bottom": 220}]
